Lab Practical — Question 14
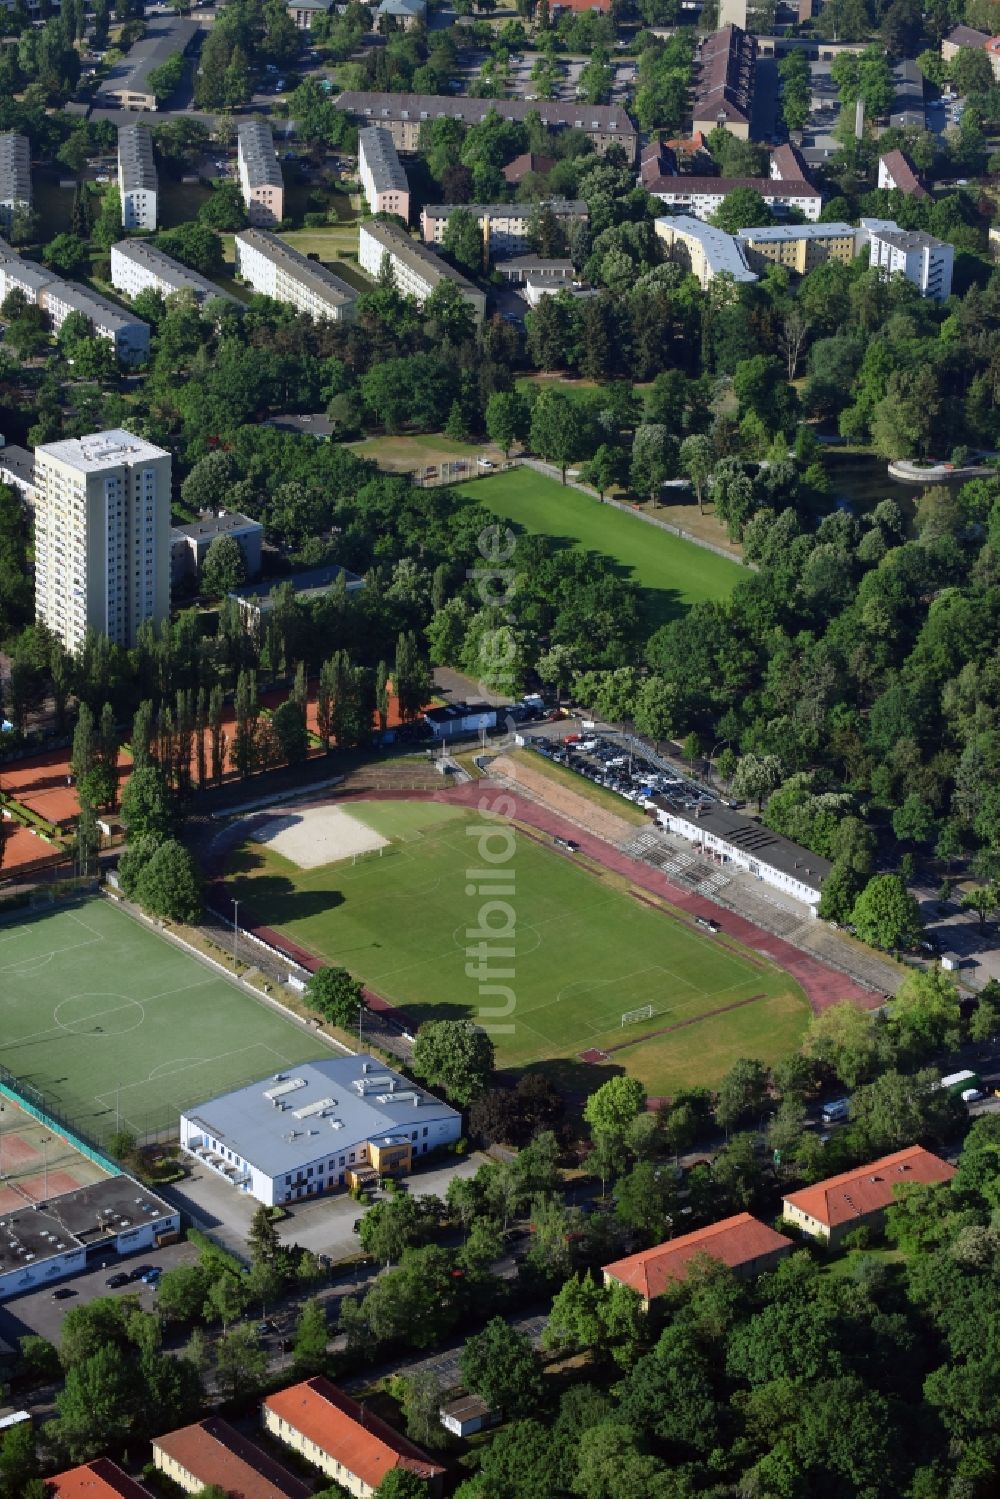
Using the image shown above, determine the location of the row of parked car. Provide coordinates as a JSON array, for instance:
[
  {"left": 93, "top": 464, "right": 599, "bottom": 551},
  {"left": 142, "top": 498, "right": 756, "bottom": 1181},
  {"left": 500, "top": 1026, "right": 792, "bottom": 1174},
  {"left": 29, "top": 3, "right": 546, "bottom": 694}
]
[{"left": 534, "top": 733, "right": 702, "bottom": 811}]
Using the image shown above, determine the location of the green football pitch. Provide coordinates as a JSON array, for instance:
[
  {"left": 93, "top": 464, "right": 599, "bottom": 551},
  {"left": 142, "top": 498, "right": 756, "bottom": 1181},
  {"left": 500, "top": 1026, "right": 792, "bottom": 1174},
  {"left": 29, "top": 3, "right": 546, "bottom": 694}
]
[
  {"left": 228, "top": 800, "right": 809, "bottom": 1095},
  {"left": 0, "top": 900, "right": 328, "bottom": 1146},
  {"left": 455, "top": 469, "right": 743, "bottom": 629}
]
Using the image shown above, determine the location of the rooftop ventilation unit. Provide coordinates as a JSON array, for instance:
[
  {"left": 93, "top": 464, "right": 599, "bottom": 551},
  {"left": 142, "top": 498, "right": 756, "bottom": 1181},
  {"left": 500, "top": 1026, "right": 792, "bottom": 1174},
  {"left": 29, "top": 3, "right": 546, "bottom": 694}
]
[
  {"left": 264, "top": 1077, "right": 306, "bottom": 1102},
  {"left": 294, "top": 1097, "right": 336, "bottom": 1120}
]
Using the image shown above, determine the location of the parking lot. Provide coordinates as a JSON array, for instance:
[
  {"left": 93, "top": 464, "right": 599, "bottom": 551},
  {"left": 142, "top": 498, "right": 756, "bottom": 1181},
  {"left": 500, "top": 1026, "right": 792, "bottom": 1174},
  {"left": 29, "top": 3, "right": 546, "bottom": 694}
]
[
  {"left": 530, "top": 730, "right": 718, "bottom": 817},
  {"left": 0, "top": 1238, "right": 200, "bottom": 1350}
]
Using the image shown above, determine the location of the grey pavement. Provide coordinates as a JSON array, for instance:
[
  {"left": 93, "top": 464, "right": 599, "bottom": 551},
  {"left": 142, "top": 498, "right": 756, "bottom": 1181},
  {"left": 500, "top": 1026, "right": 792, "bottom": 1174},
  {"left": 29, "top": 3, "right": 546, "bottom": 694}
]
[
  {"left": 433, "top": 666, "right": 514, "bottom": 709},
  {"left": 751, "top": 56, "right": 779, "bottom": 143},
  {"left": 911, "top": 883, "right": 1000, "bottom": 990},
  {"left": 0, "top": 1238, "right": 201, "bottom": 1353},
  {"left": 340, "top": 1311, "right": 548, "bottom": 1393},
  {"left": 165, "top": 1152, "right": 491, "bottom": 1265}
]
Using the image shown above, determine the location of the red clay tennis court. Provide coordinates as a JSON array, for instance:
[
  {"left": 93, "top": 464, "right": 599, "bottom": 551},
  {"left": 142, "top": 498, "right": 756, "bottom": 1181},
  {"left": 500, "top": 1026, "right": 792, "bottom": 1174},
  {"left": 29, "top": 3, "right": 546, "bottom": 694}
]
[
  {"left": 0, "top": 1099, "right": 109, "bottom": 1212},
  {"left": 1, "top": 747, "right": 132, "bottom": 829},
  {"left": 1, "top": 821, "right": 68, "bottom": 876}
]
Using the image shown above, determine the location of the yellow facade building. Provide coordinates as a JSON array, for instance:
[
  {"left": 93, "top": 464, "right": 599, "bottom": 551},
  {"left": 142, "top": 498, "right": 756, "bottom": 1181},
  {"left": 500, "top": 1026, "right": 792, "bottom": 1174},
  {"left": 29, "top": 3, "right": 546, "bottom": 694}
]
[{"left": 737, "top": 222, "right": 857, "bottom": 274}]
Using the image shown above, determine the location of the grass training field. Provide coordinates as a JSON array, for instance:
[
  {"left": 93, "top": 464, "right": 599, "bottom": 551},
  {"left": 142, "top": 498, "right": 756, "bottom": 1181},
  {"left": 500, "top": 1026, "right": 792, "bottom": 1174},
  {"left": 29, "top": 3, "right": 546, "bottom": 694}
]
[
  {"left": 227, "top": 799, "right": 809, "bottom": 1095},
  {"left": 0, "top": 900, "right": 328, "bottom": 1145},
  {"left": 456, "top": 469, "right": 743, "bottom": 627}
]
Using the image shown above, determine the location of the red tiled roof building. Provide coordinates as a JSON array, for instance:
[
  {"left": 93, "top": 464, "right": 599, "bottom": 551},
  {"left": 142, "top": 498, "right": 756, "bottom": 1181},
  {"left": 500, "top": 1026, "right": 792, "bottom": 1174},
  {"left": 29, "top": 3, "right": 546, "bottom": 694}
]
[{"left": 603, "top": 1213, "right": 793, "bottom": 1307}]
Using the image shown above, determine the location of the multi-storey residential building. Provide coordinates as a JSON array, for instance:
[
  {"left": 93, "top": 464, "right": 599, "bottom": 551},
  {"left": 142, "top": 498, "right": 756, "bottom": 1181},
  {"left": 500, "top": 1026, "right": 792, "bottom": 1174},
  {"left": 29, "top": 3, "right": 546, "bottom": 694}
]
[
  {"left": 358, "top": 126, "right": 410, "bottom": 220},
  {"left": 860, "top": 217, "right": 954, "bottom": 301},
  {"left": 877, "top": 148, "right": 928, "bottom": 199},
  {"left": 34, "top": 430, "right": 171, "bottom": 653},
  {"left": 110, "top": 239, "right": 238, "bottom": 308},
  {"left": 736, "top": 221, "right": 857, "bottom": 274},
  {"left": 940, "top": 22, "right": 990, "bottom": 62},
  {"left": 0, "top": 440, "right": 40, "bottom": 512},
  {"left": 234, "top": 228, "right": 358, "bottom": 321},
  {"left": 0, "top": 133, "right": 31, "bottom": 232},
  {"left": 118, "top": 123, "right": 158, "bottom": 230},
  {"left": 40, "top": 280, "right": 150, "bottom": 364},
  {"left": 358, "top": 220, "right": 485, "bottom": 319},
  {"left": 692, "top": 24, "right": 756, "bottom": 139},
  {"left": 769, "top": 141, "right": 811, "bottom": 182},
  {"left": 0, "top": 241, "right": 55, "bottom": 303},
  {"left": 0, "top": 241, "right": 150, "bottom": 363},
  {"left": 655, "top": 215, "right": 757, "bottom": 287},
  {"left": 170, "top": 510, "right": 263, "bottom": 588},
  {"left": 647, "top": 176, "right": 821, "bottom": 221},
  {"left": 286, "top": 0, "right": 331, "bottom": 26},
  {"left": 420, "top": 199, "right": 588, "bottom": 261},
  {"left": 336, "top": 90, "right": 637, "bottom": 160},
  {"left": 237, "top": 119, "right": 284, "bottom": 227},
  {"left": 375, "top": 0, "right": 426, "bottom": 28}
]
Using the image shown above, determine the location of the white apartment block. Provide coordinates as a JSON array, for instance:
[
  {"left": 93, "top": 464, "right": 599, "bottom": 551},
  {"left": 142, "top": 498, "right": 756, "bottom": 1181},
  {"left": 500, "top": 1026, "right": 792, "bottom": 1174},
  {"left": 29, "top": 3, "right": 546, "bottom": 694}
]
[
  {"left": 358, "top": 219, "right": 485, "bottom": 320},
  {"left": 0, "top": 243, "right": 55, "bottom": 304},
  {"left": 237, "top": 119, "right": 284, "bottom": 227},
  {"left": 0, "top": 242, "right": 150, "bottom": 364},
  {"left": 0, "top": 133, "right": 31, "bottom": 232},
  {"left": 649, "top": 177, "right": 821, "bottom": 222},
  {"left": 358, "top": 127, "right": 410, "bottom": 221},
  {"left": 859, "top": 218, "right": 954, "bottom": 302},
  {"left": 420, "top": 199, "right": 588, "bottom": 261},
  {"left": 110, "top": 239, "right": 238, "bottom": 309},
  {"left": 40, "top": 279, "right": 150, "bottom": 365},
  {"left": 234, "top": 228, "right": 358, "bottom": 321},
  {"left": 34, "top": 430, "right": 171, "bottom": 654},
  {"left": 118, "top": 123, "right": 158, "bottom": 231}
]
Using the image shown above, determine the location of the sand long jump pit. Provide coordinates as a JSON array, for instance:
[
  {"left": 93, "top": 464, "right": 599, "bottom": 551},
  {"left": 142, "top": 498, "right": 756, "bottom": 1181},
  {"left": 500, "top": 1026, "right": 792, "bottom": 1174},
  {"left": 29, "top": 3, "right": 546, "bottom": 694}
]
[{"left": 248, "top": 803, "right": 389, "bottom": 869}]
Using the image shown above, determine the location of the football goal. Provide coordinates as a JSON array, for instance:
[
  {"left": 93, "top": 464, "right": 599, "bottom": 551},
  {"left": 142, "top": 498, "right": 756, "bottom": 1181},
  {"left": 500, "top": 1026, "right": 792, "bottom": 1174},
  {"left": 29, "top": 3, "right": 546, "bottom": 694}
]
[{"left": 621, "top": 1004, "right": 654, "bottom": 1027}]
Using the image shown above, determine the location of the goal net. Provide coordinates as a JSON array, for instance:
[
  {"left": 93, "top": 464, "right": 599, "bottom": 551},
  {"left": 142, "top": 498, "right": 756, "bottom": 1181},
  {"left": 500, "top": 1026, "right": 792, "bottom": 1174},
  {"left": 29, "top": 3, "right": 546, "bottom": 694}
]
[{"left": 621, "top": 1004, "right": 654, "bottom": 1027}]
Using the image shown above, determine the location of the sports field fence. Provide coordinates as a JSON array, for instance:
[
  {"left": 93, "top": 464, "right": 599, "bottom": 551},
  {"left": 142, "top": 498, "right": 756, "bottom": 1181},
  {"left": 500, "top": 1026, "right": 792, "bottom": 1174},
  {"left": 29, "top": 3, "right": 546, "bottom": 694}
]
[{"left": 0, "top": 1063, "right": 120, "bottom": 1175}]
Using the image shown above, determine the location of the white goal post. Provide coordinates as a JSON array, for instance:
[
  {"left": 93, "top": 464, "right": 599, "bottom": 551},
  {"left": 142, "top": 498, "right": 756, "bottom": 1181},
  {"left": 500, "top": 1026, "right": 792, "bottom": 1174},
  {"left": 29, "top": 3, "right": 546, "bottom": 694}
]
[{"left": 621, "top": 1004, "right": 654, "bottom": 1027}]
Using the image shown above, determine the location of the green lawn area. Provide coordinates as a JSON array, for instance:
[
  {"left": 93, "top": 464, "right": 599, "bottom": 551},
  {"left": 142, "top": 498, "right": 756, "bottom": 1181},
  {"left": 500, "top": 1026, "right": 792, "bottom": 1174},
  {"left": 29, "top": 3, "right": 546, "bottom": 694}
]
[
  {"left": 159, "top": 178, "right": 214, "bottom": 230},
  {"left": 226, "top": 799, "right": 809, "bottom": 1095},
  {"left": 456, "top": 469, "right": 743, "bottom": 628},
  {"left": 221, "top": 220, "right": 368, "bottom": 295},
  {"left": 0, "top": 900, "right": 328, "bottom": 1145},
  {"left": 32, "top": 175, "right": 72, "bottom": 245},
  {"left": 348, "top": 433, "right": 492, "bottom": 472}
]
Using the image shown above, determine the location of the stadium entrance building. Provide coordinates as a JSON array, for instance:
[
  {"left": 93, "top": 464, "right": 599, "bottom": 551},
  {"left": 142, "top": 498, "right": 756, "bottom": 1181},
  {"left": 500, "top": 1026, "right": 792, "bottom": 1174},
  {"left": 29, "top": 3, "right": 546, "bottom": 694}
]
[{"left": 179, "top": 1056, "right": 461, "bottom": 1206}]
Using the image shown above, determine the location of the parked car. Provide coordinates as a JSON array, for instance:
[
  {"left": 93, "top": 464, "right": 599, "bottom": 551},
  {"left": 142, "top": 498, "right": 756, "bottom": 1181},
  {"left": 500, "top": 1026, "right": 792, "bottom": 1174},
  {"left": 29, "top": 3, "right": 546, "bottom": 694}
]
[
  {"left": 52, "top": 1286, "right": 76, "bottom": 1300},
  {"left": 106, "top": 1272, "right": 129, "bottom": 1288},
  {"left": 141, "top": 1266, "right": 162, "bottom": 1284},
  {"left": 129, "top": 1264, "right": 154, "bottom": 1282}
]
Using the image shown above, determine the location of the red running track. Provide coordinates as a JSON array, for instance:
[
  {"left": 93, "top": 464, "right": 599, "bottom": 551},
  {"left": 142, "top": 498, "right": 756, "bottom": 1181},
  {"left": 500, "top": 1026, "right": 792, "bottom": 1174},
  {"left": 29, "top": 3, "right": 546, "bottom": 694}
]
[{"left": 335, "top": 781, "right": 881, "bottom": 1016}]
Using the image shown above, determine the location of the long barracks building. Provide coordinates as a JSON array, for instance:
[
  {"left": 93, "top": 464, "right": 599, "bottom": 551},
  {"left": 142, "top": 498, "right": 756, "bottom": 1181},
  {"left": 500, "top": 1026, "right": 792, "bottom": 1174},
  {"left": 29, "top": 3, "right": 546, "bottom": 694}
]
[{"left": 336, "top": 90, "right": 637, "bottom": 161}]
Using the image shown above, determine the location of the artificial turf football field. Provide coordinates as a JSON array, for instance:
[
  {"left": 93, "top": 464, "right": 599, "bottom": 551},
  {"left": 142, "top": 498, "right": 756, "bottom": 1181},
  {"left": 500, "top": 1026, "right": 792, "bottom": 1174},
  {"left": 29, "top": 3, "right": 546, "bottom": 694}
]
[
  {"left": 227, "top": 800, "right": 810, "bottom": 1094},
  {"left": 0, "top": 900, "right": 328, "bottom": 1146}
]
